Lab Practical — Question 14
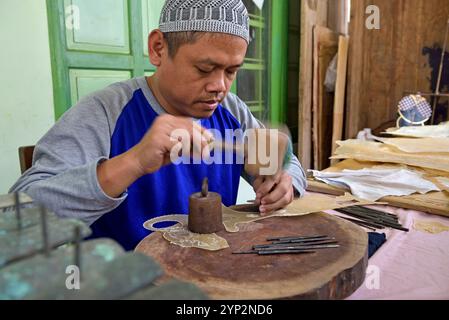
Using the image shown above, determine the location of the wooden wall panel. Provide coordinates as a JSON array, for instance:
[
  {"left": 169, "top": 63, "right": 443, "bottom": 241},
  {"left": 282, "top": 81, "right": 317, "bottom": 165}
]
[
  {"left": 346, "top": 0, "right": 449, "bottom": 139},
  {"left": 312, "top": 26, "right": 338, "bottom": 170}
]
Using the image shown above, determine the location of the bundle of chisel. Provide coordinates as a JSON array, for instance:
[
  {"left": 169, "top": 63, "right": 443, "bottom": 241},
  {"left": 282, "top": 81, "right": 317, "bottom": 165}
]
[
  {"left": 232, "top": 235, "right": 339, "bottom": 255},
  {"left": 335, "top": 206, "right": 409, "bottom": 232}
]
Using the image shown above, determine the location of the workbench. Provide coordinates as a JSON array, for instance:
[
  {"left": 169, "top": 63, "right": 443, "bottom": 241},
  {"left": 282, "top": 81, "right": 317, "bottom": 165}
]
[{"left": 136, "top": 191, "right": 449, "bottom": 300}]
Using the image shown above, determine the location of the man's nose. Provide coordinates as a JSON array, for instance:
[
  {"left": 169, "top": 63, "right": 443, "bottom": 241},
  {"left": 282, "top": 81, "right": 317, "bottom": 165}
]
[{"left": 205, "top": 72, "right": 227, "bottom": 94}]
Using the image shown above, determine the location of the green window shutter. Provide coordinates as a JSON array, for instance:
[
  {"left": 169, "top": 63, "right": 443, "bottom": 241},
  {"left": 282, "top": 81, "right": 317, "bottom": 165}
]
[
  {"left": 234, "top": 0, "right": 289, "bottom": 122},
  {"left": 235, "top": 0, "right": 267, "bottom": 120}
]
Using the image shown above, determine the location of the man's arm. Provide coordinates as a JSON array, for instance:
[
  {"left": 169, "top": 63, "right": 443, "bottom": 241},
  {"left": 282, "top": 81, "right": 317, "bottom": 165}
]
[{"left": 10, "top": 95, "right": 212, "bottom": 225}]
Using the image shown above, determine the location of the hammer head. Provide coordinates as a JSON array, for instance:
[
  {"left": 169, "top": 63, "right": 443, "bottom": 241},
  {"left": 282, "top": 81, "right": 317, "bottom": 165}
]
[{"left": 244, "top": 128, "right": 292, "bottom": 177}]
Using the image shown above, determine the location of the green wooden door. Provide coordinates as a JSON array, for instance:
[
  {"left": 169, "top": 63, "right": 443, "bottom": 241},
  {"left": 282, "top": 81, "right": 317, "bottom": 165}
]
[
  {"left": 47, "top": 0, "right": 288, "bottom": 122},
  {"left": 47, "top": 0, "right": 165, "bottom": 119}
]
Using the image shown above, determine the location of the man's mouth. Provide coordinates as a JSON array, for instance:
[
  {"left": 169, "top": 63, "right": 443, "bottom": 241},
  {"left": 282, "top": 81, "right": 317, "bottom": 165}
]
[{"left": 198, "top": 100, "right": 220, "bottom": 110}]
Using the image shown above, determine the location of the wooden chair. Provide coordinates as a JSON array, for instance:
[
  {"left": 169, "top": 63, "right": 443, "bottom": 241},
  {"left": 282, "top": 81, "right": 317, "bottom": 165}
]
[{"left": 18, "top": 146, "right": 35, "bottom": 174}]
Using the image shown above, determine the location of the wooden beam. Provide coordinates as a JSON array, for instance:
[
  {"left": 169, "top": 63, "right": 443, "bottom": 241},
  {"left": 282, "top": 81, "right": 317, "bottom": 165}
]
[
  {"left": 298, "top": 0, "right": 329, "bottom": 170},
  {"left": 331, "top": 36, "right": 349, "bottom": 164},
  {"left": 312, "top": 26, "right": 338, "bottom": 170}
]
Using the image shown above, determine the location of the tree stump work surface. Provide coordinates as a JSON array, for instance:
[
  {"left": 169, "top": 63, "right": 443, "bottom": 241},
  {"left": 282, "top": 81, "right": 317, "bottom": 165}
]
[{"left": 135, "top": 211, "right": 368, "bottom": 300}]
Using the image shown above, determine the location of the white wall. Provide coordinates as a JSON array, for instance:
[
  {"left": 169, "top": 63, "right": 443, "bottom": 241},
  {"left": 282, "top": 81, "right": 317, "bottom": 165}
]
[
  {"left": 0, "top": 0, "right": 55, "bottom": 193},
  {"left": 236, "top": 177, "right": 256, "bottom": 204}
]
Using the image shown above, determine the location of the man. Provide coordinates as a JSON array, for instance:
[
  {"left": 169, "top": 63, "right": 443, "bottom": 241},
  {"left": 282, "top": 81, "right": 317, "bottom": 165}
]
[{"left": 10, "top": 0, "right": 307, "bottom": 251}]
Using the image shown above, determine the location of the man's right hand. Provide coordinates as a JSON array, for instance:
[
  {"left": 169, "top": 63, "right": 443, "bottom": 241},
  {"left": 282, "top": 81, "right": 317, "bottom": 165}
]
[
  {"left": 129, "top": 114, "right": 213, "bottom": 175},
  {"left": 97, "top": 114, "right": 212, "bottom": 198}
]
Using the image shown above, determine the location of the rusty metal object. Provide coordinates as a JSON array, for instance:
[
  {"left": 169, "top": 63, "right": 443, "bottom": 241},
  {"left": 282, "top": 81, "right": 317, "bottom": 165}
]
[
  {"left": 0, "top": 193, "right": 208, "bottom": 300},
  {"left": 39, "top": 206, "right": 50, "bottom": 257},
  {"left": 188, "top": 178, "right": 223, "bottom": 234},
  {"left": 14, "top": 192, "right": 22, "bottom": 230}
]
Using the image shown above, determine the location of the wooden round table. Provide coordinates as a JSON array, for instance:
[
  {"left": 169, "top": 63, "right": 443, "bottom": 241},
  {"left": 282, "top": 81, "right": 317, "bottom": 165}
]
[{"left": 135, "top": 212, "right": 368, "bottom": 300}]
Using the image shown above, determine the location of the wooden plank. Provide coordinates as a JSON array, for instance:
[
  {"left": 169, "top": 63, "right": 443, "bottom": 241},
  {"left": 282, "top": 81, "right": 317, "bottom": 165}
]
[
  {"left": 136, "top": 212, "right": 368, "bottom": 300},
  {"left": 312, "top": 25, "right": 320, "bottom": 169},
  {"left": 331, "top": 36, "right": 350, "bottom": 164},
  {"left": 316, "top": 0, "right": 328, "bottom": 26},
  {"left": 312, "top": 26, "right": 338, "bottom": 170},
  {"left": 298, "top": 0, "right": 330, "bottom": 170},
  {"left": 18, "top": 146, "right": 35, "bottom": 174},
  {"left": 346, "top": 0, "right": 366, "bottom": 139},
  {"left": 298, "top": 1, "right": 316, "bottom": 169}
]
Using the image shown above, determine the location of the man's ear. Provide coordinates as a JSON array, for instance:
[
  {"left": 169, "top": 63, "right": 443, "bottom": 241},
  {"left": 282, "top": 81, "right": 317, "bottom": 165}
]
[{"left": 148, "top": 30, "right": 166, "bottom": 67}]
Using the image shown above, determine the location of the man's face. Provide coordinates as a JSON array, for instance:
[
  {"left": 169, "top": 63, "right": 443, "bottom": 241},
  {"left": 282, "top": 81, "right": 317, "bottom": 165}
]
[{"left": 152, "top": 33, "right": 247, "bottom": 118}]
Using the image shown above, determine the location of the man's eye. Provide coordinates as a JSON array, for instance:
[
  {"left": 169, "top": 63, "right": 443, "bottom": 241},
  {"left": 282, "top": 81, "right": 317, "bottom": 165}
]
[{"left": 197, "top": 67, "right": 211, "bottom": 74}]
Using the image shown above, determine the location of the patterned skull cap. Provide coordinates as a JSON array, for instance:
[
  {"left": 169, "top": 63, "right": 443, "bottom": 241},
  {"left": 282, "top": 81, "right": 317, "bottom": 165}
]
[{"left": 159, "top": 0, "right": 250, "bottom": 44}]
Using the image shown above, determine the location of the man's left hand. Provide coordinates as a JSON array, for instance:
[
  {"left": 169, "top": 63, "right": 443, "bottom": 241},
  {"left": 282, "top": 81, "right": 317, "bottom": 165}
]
[{"left": 253, "top": 171, "right": 295, "bottom": 216}]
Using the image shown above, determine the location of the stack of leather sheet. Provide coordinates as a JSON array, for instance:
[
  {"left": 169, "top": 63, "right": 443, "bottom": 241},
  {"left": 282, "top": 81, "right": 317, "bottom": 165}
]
[{"left": 308, "top": 123, "right": 449, "bottom": 217}]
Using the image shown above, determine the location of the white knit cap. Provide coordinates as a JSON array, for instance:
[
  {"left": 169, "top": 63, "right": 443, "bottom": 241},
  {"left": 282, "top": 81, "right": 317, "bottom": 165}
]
[{"left": 159, "top": 0, "right": 250, "bottom": 44}]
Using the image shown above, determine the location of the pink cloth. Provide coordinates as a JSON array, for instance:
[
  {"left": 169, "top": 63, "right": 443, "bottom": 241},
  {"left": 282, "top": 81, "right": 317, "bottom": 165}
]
[{"left": 327, "top": 205, "right": 449, "bottom": 300}]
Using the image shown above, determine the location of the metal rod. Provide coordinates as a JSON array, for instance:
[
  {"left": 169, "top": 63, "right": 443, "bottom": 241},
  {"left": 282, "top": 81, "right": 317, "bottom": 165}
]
[
  {"left": 74, "top": 226, "right": 82, "bottom": 282},
  {"left": 257, "top": 244, "right": 340, "bottom": 251},
  {"left": 40, "top": 206, "right": 50, "bottom": 257},
  {"left": 337, "top": 216, "right": 378, "bottom": 231},
  {"left": 272, "top": 237, "right": 336, "bottom": 245},
  {"left": 254, "top": 240, "right": 338, "bottom": 249},
  {"left": 232, "top": 250, "right": 259, "bottom": 255},
  {"left": 233, "top": 249, "right": 317, "bottom": 255},
  {"left": 336, "top": 209, "right": 408, "bottom": 232},
  {"left": 14, "top": 192, "right": 22, "bottom": 230},
  {"left": 353, "top": 213, "right": 399, "bottom": 225},
  {"left": 266, "top": 235, "right": 328, "bottom": 241},
  {"left": 354, "top": 206, "right": 396, "bottom": 216},
  {"left": 345, "top": 206, "right": 398, "bottom": 219},
  {"left": 362, "top": 212, "right": 399, "bottom": 222},
  {"left": 431, "top": 18, "right": 449, "bottom": 124},
  {"left": 338, "top": 207, "right": 397, "bottom": 223},
  {"left": 337, "top": 209, "right": 388, "bottom": 224},
  {"left": 258, "top": 250, "right": 316, "bottom": 255},
  {"left": 377, "top": 221, "right": 409, "bottom": 232},
  {"left": 336, "top": 210, "right": 392, "bottom": 228},
  {"left": 350, "top": 206, "right": 398, "bottom": 217}
]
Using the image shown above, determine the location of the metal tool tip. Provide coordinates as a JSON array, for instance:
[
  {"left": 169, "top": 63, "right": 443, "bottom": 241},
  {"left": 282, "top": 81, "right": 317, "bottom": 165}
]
[{"left": 201, "top": 178, "right": 209, "bottom": 197}]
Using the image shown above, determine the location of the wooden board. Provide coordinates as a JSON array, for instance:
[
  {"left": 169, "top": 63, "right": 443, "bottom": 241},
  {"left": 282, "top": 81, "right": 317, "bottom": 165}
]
[
  {"left": 135, "top": 212, "right": 368, "bottom": 300},
  {"left": 331, "top": 36, "right": 350, "bottom": 165},
  {"left": 298, "top": 0, "right": 330, "bottom": 170},
  {"left": 346, "top": 0, "right": 449, "bottom": 138}
]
